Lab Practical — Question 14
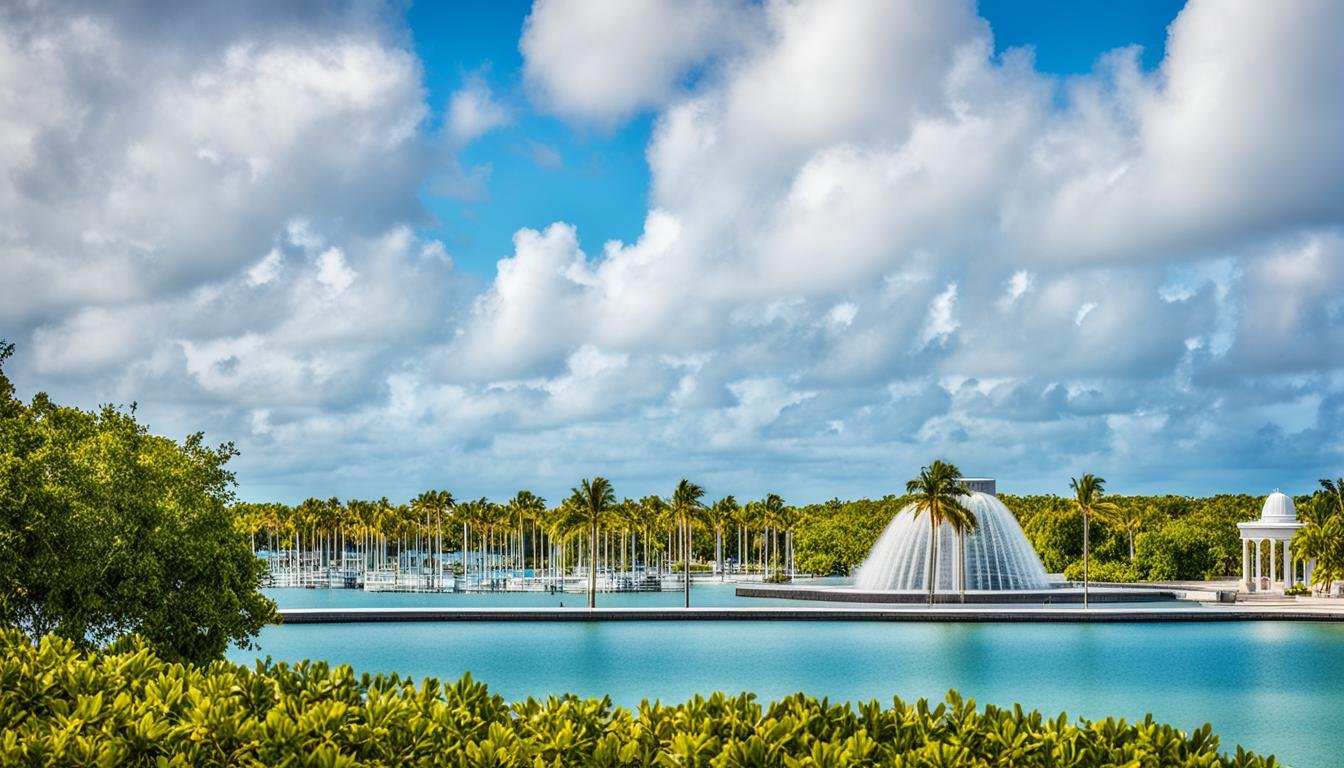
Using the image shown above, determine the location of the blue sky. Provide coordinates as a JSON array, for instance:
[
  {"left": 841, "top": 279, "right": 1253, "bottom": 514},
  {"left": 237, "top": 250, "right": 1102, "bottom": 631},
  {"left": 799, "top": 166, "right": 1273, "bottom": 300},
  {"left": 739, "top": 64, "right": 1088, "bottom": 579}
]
[
  {"left": 2, "top": 0, "right": 1341, "bottom": 505},
  {"left": 411, "top": 0, "right": 1186, "bottom": 281}
]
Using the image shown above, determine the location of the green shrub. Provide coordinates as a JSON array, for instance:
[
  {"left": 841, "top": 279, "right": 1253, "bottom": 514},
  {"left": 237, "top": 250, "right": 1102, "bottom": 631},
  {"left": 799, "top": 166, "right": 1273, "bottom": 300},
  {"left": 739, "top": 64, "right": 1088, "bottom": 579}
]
[
  {"left": 1284, "top": 582, "right": 1310, "bottom": 596},
  {"left": 0, "top": 629, "right": 1276, "bottom": 767},
  {"left": 1063, "top": 560, "right": 1141, "bottom": 583},
  {"left": 1134, "top": 519, "right": 1231, "bottom": 581}
]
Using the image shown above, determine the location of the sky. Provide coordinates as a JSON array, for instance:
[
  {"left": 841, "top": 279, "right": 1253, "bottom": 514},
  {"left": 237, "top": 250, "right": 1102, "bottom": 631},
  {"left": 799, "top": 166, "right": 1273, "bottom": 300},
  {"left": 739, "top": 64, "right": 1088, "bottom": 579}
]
[{"left": 2, "top": 0, "right": 1342, "bottom": 505}]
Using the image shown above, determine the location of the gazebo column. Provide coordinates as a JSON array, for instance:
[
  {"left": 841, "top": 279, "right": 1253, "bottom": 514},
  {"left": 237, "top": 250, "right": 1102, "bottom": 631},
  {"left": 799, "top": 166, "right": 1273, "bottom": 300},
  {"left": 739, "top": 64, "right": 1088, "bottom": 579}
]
[
  {"left": 1241, "top": 538, "right": 1251, "bottom": 587},
  {"left": 1247, "top": 538, "right": 1257, "bottom": 586},
  {"left": 1283, "top": 540, "right": 1292, "bottom": 591},
  {"left": 1269, "top": 539, "right": 1278, "bottom": 589}
]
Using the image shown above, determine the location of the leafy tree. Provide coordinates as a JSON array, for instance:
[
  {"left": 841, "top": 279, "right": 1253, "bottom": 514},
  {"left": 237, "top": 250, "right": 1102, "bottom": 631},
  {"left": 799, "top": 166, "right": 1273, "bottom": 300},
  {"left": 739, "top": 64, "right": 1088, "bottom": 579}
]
[
  {"left": 0, "top": 343, "right": 274, "bottom": 664},
  {"left": 1099, "top": 503, "right": 1151, "bottom": 562},
  {"left": 905, "top": 460, "right": 972, "bottom": 604},
  {"left": 1134, "top": 519, "right": 1225, "bottom": 581},
  {"left": 792, "top": 497, "right": 901, "bottom": 575},
  {"left": 1014, "top": 496, "right": 1083, "bottom": 573}
]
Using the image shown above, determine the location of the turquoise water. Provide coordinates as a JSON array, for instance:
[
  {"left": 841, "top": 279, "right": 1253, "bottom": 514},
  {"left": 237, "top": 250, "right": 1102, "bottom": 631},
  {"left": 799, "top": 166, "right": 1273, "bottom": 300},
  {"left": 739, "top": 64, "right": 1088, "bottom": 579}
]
[{"left": 233, "top": 587, "right": 1344, "bottom": 767}]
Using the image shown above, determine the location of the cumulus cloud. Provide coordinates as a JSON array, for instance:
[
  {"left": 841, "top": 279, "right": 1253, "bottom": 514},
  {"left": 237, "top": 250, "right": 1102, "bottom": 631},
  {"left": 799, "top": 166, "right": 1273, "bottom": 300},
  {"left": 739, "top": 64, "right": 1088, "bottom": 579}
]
[
  {"left": 520, "top": 0, "right": 750, "bottom": 125},
  {"left": 6, "top": 0, "right": 1344, "bottom": 502},
  {"left": 0, "top": 3, "right": 428, "bottom": 324},
  {"left": 445, "top": 73, "right": 510, "bottom": 146}
]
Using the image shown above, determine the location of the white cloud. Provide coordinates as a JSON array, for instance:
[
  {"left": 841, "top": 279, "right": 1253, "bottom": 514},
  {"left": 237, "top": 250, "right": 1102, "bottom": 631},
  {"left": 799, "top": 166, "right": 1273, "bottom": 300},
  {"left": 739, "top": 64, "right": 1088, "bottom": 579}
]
[
  {"left": 247, "top": 249, "right": 284, "bottom": 286},
  {"left": 0, "top": 9, "right": 428, "bottom": 324},
  {"left": 998, "top": 270, "right": 1034, "bottom": 310},
  {"left": 445, "top": 73, "right": 510, "bottom": 146},
  {"left": 919, "top": 284, "right": 960, "bottom": 349},
  {"left": 7, "top": 0, "right": 1344, "bottom": 502},
  {"left": 521, "top": 0, "right": 749, "bottom": 125},
  {"left": 315, "top": 247, "right": 356, "bottom": 295}
]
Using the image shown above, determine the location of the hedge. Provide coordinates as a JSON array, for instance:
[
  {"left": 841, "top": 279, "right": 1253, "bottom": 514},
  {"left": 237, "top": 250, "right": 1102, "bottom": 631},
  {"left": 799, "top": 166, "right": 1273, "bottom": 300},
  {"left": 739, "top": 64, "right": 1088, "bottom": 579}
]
[{"left": 0, "top": 630, "right": 1276, "bottom": 767}]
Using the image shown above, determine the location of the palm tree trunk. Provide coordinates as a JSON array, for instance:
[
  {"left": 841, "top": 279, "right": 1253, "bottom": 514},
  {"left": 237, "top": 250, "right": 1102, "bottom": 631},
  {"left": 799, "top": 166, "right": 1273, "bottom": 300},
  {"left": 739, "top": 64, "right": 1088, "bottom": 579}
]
[
  {"left": 683, "top": 521, "right": 691, "bottom": 608},
  {"left": 1083, "top": 512, "right": 1090, "bottom": 609},
  {"left": 588, "top": 521, "right": 598, "bottom": 608},
  {"left": 718, "top": 528, "right": 724, "bottom": 581}
]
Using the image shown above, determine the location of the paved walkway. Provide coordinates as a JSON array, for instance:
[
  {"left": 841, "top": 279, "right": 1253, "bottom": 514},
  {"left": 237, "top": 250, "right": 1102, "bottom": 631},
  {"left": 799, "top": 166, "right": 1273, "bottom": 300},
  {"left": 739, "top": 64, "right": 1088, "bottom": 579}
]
[{"left": 277, "top": 603, "right": 1344, "bottom": 624}]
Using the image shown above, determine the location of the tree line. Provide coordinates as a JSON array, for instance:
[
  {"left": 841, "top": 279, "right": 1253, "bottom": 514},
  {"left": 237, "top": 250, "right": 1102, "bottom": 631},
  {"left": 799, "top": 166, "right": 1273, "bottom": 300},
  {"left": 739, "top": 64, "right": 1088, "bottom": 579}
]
[
  {"left": 233, "top": 480, "right": 807, "bottom": 608},
  {"left": 238, "top": 461, "right": 1336, "bottom": 602}
]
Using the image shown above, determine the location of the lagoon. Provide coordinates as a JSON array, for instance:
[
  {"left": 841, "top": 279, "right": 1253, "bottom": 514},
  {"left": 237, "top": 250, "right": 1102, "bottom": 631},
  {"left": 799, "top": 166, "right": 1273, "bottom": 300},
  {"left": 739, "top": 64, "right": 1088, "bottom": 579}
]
[{"left": 232, "top": 586, "right": 1344, "bottom": 767}]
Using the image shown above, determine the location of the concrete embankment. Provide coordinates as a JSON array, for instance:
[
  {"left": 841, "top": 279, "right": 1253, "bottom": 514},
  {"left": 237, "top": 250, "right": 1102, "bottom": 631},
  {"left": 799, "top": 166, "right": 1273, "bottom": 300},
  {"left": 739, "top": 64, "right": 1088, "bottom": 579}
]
[
  {"left": 734, "top": 585, "right": 1183, "bottom": 604},
  {"left": 277, "top": 605, "right": 1344, "bottom": 624}
]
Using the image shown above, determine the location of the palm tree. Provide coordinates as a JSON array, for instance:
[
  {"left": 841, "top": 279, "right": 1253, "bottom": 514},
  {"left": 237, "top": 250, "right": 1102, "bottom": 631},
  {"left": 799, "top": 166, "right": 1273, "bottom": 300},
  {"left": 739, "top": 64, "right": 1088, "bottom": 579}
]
[
  {"left": 1098, "top": 502, "right": 1147, "bottom": 563},
  {"left": 905, "top": 461, "right": 971, "bottom": 605},
  {"left": 1320, "top": 478, "right": 1344, "bottom": 517},
  {"left": 735, "top": 500, "right": 761, "bottom": 575},
  {"left": 1069, "top": 474, "right": 1117, "bottom": 609},
  {"left": 412, "top": 490, "right": 454, "bottom": 589},
  {"left": 640, "top": 495, "right": 669, "bottom": 575},
  {"left": 774, "top": 502, "right": 804, "bottom": 579},
  {"left": 707, "top": 496, "right": 739, "bottom": 580},
  {"left": 670, "top": 479, "right": 707, "bottom": 607},
  {"left": 568, "top": 477, "right": 617, "bottom": 608},
  {"left": 760, "top": 493, "right": 786, "bottom": 578},
  {"left": 509, "top": 490, "right": 546, "bottom": 575}
]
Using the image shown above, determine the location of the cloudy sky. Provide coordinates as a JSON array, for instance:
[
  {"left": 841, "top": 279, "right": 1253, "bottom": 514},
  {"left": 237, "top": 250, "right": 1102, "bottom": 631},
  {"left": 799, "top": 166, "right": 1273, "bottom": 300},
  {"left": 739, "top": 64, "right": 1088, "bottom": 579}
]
[{"left": 3, "top": 0, "right": 1342, "bottom": 504}]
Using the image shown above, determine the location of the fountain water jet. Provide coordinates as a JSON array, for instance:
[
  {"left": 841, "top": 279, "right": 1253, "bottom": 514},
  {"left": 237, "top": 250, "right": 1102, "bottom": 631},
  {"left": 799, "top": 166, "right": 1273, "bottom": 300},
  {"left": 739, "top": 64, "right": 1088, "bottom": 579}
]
[{"left": 854, "top": 490, "right": 1049, "bottom": 592}]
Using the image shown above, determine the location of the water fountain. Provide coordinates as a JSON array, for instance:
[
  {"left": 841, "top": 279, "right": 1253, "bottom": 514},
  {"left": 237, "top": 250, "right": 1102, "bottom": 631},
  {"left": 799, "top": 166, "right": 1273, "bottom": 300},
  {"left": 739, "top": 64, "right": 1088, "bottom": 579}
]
[
  {"left": 737, "top": 476, "right": 1186, "bottom": 604},
  {"left": 853, "top": 482, "right": 1050, "bottom": 592}
]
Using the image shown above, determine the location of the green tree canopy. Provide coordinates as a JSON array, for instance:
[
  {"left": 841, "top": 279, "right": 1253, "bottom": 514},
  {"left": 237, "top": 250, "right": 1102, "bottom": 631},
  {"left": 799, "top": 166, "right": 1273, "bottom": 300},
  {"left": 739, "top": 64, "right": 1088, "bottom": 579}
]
[{"left": 0, "top": 343, "right": 275, "bottom": 663}]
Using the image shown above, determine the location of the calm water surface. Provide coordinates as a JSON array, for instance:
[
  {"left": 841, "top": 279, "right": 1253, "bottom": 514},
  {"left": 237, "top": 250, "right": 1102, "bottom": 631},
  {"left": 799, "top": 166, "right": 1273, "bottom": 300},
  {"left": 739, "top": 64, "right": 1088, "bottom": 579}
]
[{"left": 232, "top": 586, "right": 1344, "bottom": 767}]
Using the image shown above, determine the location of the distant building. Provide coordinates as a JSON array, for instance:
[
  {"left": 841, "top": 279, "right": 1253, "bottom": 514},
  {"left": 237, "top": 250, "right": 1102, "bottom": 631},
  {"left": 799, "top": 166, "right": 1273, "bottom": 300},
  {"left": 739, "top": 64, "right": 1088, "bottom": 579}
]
[
  {"left": 1237, "top": 490, "right": 1311, "bottom": 592},
  {"left": 957, "top": 477, "right": 996, "bottom": 496}
]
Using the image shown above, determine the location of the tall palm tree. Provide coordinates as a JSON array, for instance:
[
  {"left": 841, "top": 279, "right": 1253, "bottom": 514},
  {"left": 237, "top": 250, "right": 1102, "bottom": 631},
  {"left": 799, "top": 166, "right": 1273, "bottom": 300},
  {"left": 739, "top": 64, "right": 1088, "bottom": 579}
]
[
  {"left": 640, "top": 495, "right": 669, "bottom": 575},
  {"left": 737, "top": 500, "right": 762, "bottom": 575},
  {"left": 1069, "top": 474, "right": 1117, "bottom": 609},
  {"left": 905, "top": 460, "right": 971, "bottom": 605},
  {"left": 760, "top": 493, "right": 786, "bottom": 578},
  {"left": 412, "top": 490, "right": 454, "bottom": 589},
  {"left": 707, "top": 496, "right": 739, "bottom": 580},
  {"left": 670, "top": 479, "right": 707, "bottom": 607},
  {"left": 509, "top": 490, "right": 546, "bottom": 574},
  {"left": 568, "top": 477, "right": 617, "bottom": 608}
]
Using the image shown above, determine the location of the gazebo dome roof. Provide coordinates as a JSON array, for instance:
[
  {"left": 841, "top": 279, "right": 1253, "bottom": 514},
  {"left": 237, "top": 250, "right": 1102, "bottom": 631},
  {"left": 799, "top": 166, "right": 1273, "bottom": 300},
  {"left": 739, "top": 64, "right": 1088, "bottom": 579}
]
[{"left": 1259, "top": 490, "right": 1297, "bottom": 523}]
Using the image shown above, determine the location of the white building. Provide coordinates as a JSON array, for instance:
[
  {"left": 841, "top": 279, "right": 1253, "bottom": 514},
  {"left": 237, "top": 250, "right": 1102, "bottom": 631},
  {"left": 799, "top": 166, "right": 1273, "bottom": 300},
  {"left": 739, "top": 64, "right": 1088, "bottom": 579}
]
[{"left": 1237, "top": 491, "right": 1312, "bottom": 592}]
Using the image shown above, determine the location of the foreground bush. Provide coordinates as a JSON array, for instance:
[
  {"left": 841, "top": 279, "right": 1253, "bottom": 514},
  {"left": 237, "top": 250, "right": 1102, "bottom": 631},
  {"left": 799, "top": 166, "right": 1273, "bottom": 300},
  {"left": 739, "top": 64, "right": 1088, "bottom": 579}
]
[{"left": 0, "top": 630, "right": 1275, "bottom": 767}]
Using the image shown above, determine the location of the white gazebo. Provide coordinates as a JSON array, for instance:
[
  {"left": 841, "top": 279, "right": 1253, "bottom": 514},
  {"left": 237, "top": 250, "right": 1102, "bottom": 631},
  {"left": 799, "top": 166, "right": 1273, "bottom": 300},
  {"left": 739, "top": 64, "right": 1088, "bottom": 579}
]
[{"left": 1237, "top": 490, "right": 1312, "bottom": 592}]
